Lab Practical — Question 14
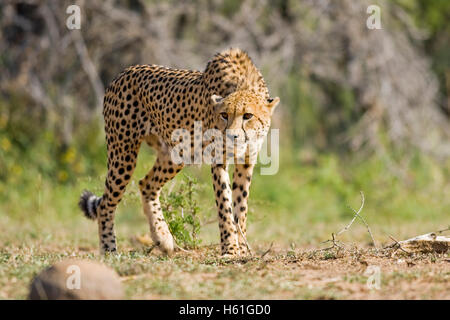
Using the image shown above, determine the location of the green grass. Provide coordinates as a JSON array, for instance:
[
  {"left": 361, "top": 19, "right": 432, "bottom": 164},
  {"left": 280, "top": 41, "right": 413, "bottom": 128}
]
[{"left": 2, "top": 146, "right": 448, "bottom": 248}]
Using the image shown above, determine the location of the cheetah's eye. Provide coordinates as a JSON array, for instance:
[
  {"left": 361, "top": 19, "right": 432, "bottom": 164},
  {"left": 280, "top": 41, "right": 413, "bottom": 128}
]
[
  {"left": 243, "top": 113, "right": 253, "bottom": 120},
  {"left": 220, "top": 112, "right": 228, "bottom": 120}
]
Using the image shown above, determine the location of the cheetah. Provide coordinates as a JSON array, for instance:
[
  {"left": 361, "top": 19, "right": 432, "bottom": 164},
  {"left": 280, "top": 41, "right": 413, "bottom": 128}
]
[{"left": 79, "top": 48, "right": 279, "bottom": 256}]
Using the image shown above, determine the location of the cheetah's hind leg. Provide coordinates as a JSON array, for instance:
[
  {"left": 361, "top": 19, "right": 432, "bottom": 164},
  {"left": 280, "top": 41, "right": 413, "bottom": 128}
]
[{"left": 79, "top": 140, "right": 141, "bottom": 254}]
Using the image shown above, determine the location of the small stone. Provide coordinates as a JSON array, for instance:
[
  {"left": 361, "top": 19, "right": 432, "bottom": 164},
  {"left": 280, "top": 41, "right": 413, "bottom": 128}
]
[{"left": 29, "top": 259, "right": 123, "bottom": 300}]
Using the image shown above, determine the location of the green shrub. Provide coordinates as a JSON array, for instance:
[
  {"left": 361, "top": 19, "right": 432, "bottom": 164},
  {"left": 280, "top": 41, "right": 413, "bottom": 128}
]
[{"left": 160, "top": 175, "right": 202, "bottom": 249}]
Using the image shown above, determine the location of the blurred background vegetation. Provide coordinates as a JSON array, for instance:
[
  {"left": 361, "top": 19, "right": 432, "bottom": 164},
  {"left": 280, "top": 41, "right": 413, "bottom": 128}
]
[{"left": 0, "top": 0, "right": 448, "bottom": 249}]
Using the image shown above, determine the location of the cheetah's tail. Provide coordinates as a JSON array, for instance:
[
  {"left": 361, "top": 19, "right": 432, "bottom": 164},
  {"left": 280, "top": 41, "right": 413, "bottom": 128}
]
[{"left": 78, "top": 190, "right": 101, "bottom": 220}]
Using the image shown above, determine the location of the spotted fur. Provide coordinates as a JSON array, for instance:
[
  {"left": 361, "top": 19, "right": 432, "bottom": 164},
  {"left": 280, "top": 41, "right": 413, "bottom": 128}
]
[{"left": 79, "top": 48, "right": 279, "bottom": 256}]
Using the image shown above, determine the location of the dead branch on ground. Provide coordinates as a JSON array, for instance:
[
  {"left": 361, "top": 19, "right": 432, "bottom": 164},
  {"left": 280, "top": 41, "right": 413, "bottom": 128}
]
[{"left": 316, "top": 191, "right": 378, "bottom": 253}]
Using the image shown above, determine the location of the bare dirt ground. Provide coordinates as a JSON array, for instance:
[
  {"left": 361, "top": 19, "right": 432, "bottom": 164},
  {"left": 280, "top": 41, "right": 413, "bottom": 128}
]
[
  {"left": 244, "top": 246, "right": 449, "bottom": 300},
  {"left": 1, "top": 241, "right": 448, "bottom": 299},
  {"left": 120, "top": 242, "right": 450, "bottom": 300}
]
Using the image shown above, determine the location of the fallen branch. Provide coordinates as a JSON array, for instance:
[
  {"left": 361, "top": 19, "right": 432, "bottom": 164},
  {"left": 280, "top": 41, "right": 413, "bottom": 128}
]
[
  {"left": 398, "top": 232, "right": 450, "bottom": 254},
  {"left": 384, "top": 229, "right": 450, "bottom": 254}
]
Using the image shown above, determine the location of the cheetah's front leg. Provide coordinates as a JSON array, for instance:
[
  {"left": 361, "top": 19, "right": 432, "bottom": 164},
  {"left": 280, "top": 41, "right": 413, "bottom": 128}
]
[
  {"left": 211, "top": 164, "right": 240, "bottom": 256},
  {"left": 232, "top": 164, "right": 254, "bottom": 255}
]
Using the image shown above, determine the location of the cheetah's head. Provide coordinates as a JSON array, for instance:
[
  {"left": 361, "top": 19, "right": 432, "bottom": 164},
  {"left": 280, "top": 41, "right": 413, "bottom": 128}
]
[{"left": 211, "top": 90, "right": 279, "bottom": 159}]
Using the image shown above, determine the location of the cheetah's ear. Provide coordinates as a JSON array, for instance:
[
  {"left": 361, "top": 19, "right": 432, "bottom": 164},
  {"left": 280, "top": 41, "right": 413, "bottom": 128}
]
[
  {"left": 211, "top": 95, "right": 224, "bottom": 111},
  {"left": 267, "top": 97, "right": 280, "bottom": 115},
  {"left": 211, "top": 94, "right": 223, "bottom": 105}
]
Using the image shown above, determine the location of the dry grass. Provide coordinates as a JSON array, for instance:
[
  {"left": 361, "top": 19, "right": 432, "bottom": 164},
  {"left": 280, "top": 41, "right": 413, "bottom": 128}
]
[
  {"left": 0, "top": 240, "right": 448, "bottom": 300},
  {"left": 0, "top": 153, "right": 448, "bottom": 300}
]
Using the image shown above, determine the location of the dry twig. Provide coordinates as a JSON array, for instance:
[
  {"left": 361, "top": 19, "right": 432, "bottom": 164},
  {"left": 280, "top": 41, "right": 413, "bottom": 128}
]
[
  {"left": 175, "top": 243, "right": 190, "bottom": 253},
  {"left": 317, "top": 191, "right": 377, "bottom": 253},
  {"left": 260, "top": 242, "right": 274, "bottom": 259},
  {"left": 318, "top": 232, "right": 345, "bottom": 252},
  {"left": 436, "top": 226, "right": 450, "bottom": 234},
  {"left": 336, "top": 191, "right": 365, "bottom": 236},
  {"left": 386, "top": 235, "right": 410, "bottom": 254},
  {"left": 236, "top": 222, "right": 253, "bottom": 257}
]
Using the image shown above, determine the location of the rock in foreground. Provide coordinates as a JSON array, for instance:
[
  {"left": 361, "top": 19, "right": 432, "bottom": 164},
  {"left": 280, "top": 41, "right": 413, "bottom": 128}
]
[{"left": 29, "top": 259, "right": 123, "bottom": 300}]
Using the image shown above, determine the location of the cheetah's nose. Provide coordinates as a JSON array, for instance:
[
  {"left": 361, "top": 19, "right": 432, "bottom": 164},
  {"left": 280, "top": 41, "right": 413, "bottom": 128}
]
[{"left": 227, "top": 133, "right": 239, "bottom": 140}]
